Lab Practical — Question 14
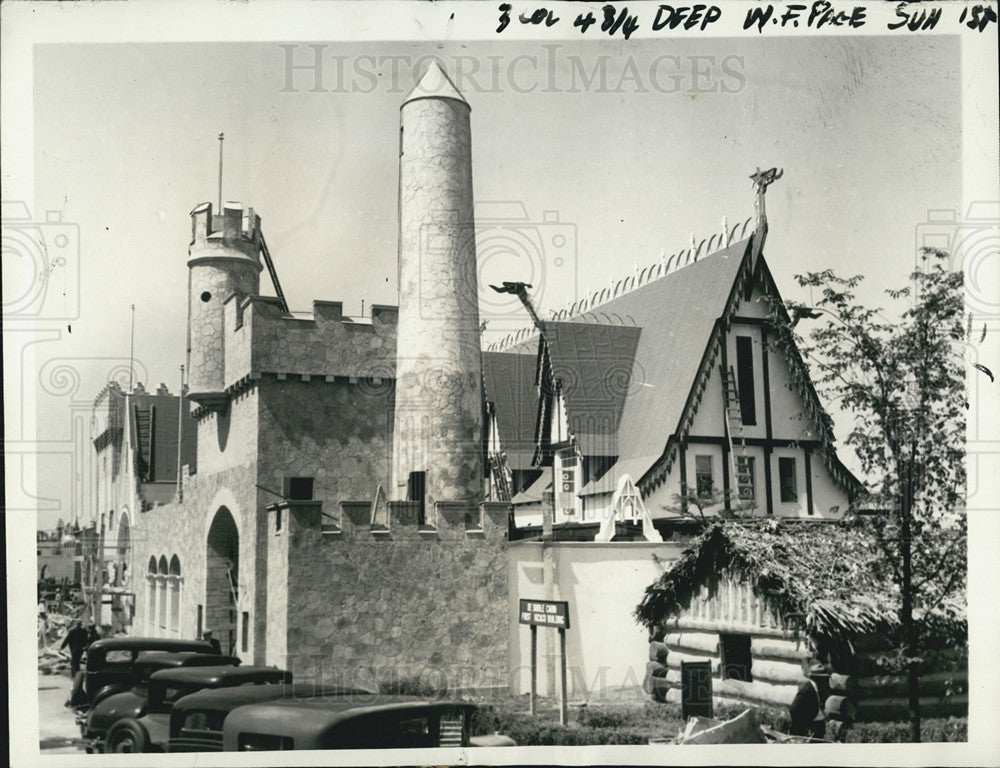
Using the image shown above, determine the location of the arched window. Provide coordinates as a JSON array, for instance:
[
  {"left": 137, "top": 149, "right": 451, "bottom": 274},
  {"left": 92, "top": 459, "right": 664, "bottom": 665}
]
[
  {"left": 146, "top": 557, "right": 157, "bottom": 636},
  {"left": 157, "top": 555, "right": 169, "bottom": 635},
  {"left": 168, "top": 555, "right": 182, "bottom": 638}
]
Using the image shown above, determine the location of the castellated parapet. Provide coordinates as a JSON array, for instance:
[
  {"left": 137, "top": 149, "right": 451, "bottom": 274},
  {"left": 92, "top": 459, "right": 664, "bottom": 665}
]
[{"left": 219, "top": 296, "right": 398, "bottom": 393}]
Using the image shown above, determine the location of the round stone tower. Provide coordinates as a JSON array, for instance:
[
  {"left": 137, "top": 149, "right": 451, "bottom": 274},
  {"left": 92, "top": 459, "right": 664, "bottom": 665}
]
[
  {"left": 186, "top": 201, "right": 262, "bottom": 408},
  {"left": 392, "top": 63, "right": 484, "bottom": 510}
]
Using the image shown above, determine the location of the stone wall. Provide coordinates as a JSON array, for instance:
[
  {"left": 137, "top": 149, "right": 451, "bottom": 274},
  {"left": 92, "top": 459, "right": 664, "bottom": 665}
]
[
  {"left": 272, "top": 500, "right": 510, "bottom": 694},
  {"left": 221, "top": 296, "right": 398, "bottom": 390},
  {"left": 255, "top": 376, "right": 394, "bottom": 506},
  {"left": 132, "top": 418, "right": 260, "bottom": 659}
]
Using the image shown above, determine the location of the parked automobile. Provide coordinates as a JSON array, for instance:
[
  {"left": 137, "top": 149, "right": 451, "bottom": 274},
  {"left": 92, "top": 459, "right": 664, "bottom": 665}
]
[
  {"left": 222, "top": 697, "right": 517, "bottom": 750},
  {"left": 167, "top": 684, "right": 380, "bottom": 753},
  {"left": 70, "top": 637, "right": 220, "bottom": 709},
  {"left": 80, "top": 651, "right": 240, "bottom": 750},
  {"left": 101, "top": 665, "right": 292, "bottom": 753}
]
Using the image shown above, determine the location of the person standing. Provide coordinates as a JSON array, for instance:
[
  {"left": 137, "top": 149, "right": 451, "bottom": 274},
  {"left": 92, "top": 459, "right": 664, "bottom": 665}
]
[
  {"left": 202, "top": 629, "right": 222, "bottom": 654},
  {"left": 789, "top": 662, "right": 830, "bottom": 740},
  {"left": 61, "top": 621, "right": 90, "bottom": 677}
]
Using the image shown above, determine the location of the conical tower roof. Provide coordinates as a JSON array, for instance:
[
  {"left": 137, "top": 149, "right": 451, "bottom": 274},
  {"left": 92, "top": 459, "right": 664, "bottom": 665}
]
[{"left": 402, "top": 61, "right": 469, "bottom": 107}]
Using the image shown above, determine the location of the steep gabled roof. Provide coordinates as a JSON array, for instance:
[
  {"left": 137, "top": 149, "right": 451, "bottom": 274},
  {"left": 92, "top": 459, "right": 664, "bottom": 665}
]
[
  {"left": 531, "top": 235, "right": 751, "bottom": 483},
  {"left": 536, "top": 320, "right": 642, "bottom": 456},
  {"left": 482, "top": 350, "right": 538, "bottom": 470},
  {"left": 602, "top": 237, "right": 750, "bottom": 464},
  {"left": 634, "top": 520, "right": 967, "bottom": 645}
]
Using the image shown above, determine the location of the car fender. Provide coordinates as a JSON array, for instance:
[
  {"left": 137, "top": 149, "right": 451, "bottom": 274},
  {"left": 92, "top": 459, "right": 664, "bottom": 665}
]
[
  {"left": 86, "top": 690, "right": 147, "bottom": 738},
  {"left": 91, "top": 683, "right": 133, "bottom": 707}
]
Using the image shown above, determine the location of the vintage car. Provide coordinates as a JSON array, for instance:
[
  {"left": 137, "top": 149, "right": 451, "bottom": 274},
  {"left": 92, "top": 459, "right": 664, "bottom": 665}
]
[
  {"left": 167, "top": 684, "right": 380, "bottom": 753},
  {"left": 71, "top": 637, "right": 220, "bottom": 709},
  {"left": 101, "top": 665, "right": 291, "bottom": 753},
  {"left": 80, "top": 651, "right": 240, "bottom": 750},
  {"left": 222, "top": 697, "right": 517, "bottom": 750}
]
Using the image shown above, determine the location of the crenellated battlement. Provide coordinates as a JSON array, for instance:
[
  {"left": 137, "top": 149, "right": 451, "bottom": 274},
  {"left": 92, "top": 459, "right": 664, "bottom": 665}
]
[
  {"left": 189, "top": 201, "right": 262, "bottom": 262},
  {"left": 220, "top": 293, "right": 399, "bottom": 390}
]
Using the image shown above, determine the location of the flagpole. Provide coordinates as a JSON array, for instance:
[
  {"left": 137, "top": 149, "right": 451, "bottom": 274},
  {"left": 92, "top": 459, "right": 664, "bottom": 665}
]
[{"left": 128, "top": 304, "right": 135, "bottom": 392}]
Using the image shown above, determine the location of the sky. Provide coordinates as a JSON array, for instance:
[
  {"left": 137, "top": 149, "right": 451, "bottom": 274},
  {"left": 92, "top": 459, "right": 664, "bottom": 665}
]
[{"left": 27, "top": 35, "right": 962, "bottom": 528}]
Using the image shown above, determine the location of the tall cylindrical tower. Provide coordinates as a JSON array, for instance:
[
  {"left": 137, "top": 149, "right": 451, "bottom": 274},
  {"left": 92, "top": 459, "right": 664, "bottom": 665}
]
[
  {"left": 392, "top": 63, "right": 484, "bottom": 509},
  {"left": 186, "top": 201, "right": 262, "bottom": 407}
]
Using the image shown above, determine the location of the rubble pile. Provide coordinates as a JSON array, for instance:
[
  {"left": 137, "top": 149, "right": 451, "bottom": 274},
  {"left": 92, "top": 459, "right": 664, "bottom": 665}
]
[{"left": 38, "top": 606, "right": 83, "bottom": 675}]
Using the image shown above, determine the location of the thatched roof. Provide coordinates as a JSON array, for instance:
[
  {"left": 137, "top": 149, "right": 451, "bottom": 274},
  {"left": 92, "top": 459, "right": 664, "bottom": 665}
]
[{"left": 634, "top": 520, "right": 966, "bottom": 645}]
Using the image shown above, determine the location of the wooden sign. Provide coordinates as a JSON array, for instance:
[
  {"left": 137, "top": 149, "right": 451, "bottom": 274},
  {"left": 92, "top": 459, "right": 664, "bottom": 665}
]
[
  {"left": 520, "top": 598, "right": 571, "bottom": 725},
  {"left": 519, "top": 599, "right": 570, "bottom": 629}
]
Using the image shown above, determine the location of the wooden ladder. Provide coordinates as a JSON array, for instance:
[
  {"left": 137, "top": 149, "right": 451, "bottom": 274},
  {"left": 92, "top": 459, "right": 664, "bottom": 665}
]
[
  {"left": 489, "top": 452, "right": 513, "bottom": 502},
  {"left": 722, "top": 366, "right": 753, "bottom": 503}
]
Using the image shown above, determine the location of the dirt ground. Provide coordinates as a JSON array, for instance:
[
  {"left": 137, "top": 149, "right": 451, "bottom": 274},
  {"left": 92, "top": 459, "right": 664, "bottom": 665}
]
[{"left": 37, "top": 672, "right": 87, "bottom": 754}]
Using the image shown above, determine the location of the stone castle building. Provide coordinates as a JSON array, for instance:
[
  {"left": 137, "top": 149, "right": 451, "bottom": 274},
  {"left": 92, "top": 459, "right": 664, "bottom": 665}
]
[
  {"left": 103, "top": 64, "right": 861, "bottom": 695},
  {"left": 129, "top": 64, "right": 511, "bottom": 690}
]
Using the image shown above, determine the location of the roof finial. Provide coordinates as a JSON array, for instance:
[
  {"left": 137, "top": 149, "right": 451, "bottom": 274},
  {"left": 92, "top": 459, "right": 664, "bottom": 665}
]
[{"left": 750, "top": 166, "right": 783, "bottom": 229}]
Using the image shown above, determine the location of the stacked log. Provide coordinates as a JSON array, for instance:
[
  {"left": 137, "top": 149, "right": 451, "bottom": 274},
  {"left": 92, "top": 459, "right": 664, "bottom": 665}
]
[
  {"left": 648, "top": 619, "right": 967, "bottom": 722},
  {"left": 644, "top": 641, "right": 669, "bottom": 699},
  {"left": 857, "top": 694, "right": 968, "bottom": 722}
]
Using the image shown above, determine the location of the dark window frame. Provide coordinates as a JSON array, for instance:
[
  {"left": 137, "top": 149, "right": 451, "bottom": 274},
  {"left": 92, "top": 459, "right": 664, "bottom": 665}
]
[
  {"left": 778, "top": 457, "right": 797, "bottom": 503},
  {"left": 719, "top": 633, "right": 753, "bottom": 682},
  {"left": 694, "top": 455, "right": 714, "bottom": 500},
  {"left": 735, "top": 336, "right": 757, "bottom": 426},
  {"left": 283, "top": 477, "right": 314, "bottom": 501}
]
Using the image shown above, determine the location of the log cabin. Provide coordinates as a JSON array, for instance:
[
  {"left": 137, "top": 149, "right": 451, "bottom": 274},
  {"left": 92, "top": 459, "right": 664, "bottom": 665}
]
[{"left": 634, "top": 521, "right": 967, "bottom": 722}]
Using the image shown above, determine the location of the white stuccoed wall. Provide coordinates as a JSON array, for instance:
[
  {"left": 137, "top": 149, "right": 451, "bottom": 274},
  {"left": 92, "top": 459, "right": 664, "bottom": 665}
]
[{"left": 508, "top": 540, "right": 688, "bottom": 701}]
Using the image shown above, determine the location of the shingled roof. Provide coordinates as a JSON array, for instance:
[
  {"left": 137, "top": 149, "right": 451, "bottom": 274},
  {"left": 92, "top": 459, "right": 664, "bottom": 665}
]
[
  {"left": 537, "top": 320, "right": 642, "bottom": 456},
  {"left": 528, "top": 234, "right": 752, "bottom": 488},
  {"left": 634, "top": 520, "right": 967, "bottom": 645},
  {"left": 482, "top": 349, "right": 539, "bottom": 470}
]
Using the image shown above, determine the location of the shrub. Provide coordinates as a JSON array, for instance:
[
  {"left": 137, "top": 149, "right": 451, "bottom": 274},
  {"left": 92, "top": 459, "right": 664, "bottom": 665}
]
[{"left": 842, "top": 717, "right": 967, "bottom": 743}]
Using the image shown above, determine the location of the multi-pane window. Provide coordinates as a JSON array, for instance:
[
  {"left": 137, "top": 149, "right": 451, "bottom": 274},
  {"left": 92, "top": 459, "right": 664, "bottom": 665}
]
[
  {"left": 558, "top": 452, "right": 578, "bottom": 515},
  {"left": 736, "top": 456, "right": 755, "bottom": 501},
  {"left": 695, "top": 455, "right": 714, "bottom": 499},
  {"left": 779, "top": 457, "right": 797, "bottom": 502}
]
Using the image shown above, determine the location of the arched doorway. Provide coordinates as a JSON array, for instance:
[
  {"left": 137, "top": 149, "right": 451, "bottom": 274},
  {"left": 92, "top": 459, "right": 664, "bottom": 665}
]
[
  {"left": 206, "top": 508, "right": 238, "bottom": 655},
  {"left": 112, "top": 514, "right": 132, "bottom": 633}
]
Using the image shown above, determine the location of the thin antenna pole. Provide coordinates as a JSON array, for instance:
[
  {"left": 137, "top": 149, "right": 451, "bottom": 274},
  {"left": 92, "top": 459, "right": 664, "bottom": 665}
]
[
  {"left": 128, "top": 304, "right": 135, "bottom": 392},
  {"left": 177, "top": 364, "right": 185, "bottom": 503},
  {"left": 218, "top": 132, "right": 224, "bottom": 212}
]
